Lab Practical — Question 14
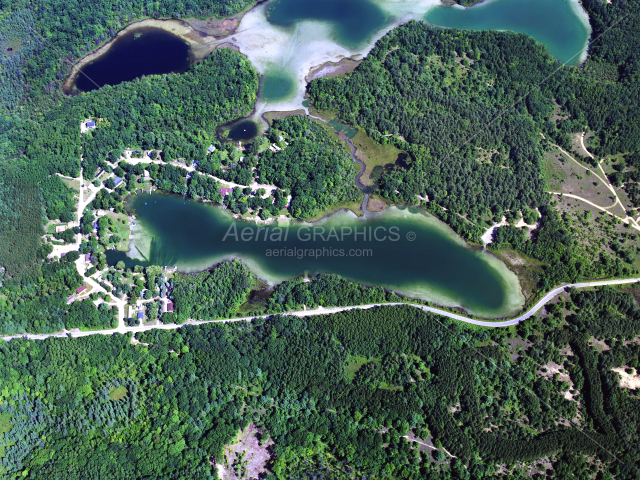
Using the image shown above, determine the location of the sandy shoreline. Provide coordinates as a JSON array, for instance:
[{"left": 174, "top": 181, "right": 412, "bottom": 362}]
[{"left": 304, "top": 56, "right": 362, "bottom": 83}]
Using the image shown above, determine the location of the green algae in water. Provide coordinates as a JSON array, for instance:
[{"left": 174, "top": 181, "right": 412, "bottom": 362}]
[
  {"left": 261, "top": 70, "right": 296, "bottom": 102},
  {"left": 266, "top": 0, "right": 387, "bottom": 49},
  {"left": 328, "top": 117, "right": 358, "bottom": 138},
  {"left": 425, "top": 0, "right": 590, "bottom": 65}
]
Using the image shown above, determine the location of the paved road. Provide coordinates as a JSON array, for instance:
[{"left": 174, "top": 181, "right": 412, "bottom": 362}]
[{"left": 4, "top": 277, "right": 639, "bottom": 342}]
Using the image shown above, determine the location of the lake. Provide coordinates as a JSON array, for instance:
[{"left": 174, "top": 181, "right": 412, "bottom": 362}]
[
  {"left": 266, "top": 0, "right": 388, "bottom": 49},
  {"left": 73, "top": 27, "right": 191, "bottom": 92},
  {"left": 224, "top": 119, "right": 260, "bottom": 142},
  {"left": 425, "top": 0, "right": 590, "bottom": 65},
  {"left": 106, "top": 193, "right": 524, "bottom": 317}
]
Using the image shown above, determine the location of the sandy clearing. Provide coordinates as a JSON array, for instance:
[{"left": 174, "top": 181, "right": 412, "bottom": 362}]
[{"left": 612, "top": 367, "right": 640, "bottom": 390}]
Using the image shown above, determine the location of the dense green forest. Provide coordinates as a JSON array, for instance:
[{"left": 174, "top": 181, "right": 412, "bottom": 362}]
[
  {"left": 257, "top": 116, "right": 360, "bottom": 219},
  {"left": 308, "top": 25, "right": 558, "bottom": 240},
  {"left": 307, "top": 0, "right": 640, "bottom": 282},
  {"left": 1, "top": 290, "right": 639, "bottom": 478},
  {"left": 308, "top": 0, "right": 640, "bottom": 219}
]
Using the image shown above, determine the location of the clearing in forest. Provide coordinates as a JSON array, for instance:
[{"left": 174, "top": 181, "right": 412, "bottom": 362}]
[{"left": 223, "top": 424, "right": 273, "bottom": 480}]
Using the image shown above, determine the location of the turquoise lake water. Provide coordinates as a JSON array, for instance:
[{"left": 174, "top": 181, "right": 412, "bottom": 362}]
[{"left": 425, "top": 0, "right": 590, "bottom": 65}]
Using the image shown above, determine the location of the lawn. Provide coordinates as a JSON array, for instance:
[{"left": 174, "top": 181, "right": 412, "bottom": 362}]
[{"left": 103, "top": 211, "right": 131, "bottom": 250}]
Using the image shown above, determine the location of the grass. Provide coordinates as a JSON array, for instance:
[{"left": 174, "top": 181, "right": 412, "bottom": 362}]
[
  {"left": 345, "top": 356, "right": 371, "bottom": 380},
  {"left": 109, "top": 386, "right": 128, "bottom": 401},
  {"left": 379, "top": 382, "right": 404, "bottom": 392},
  {"left": 350, "top": 127, "right": 402, "bottom": 187},
  {"left": 304, "top": 199, "right": 364, "bottom": 222},
  {"left": 103, "top": 211, "right": 131, "bottom": 251},
  {"left": 542, "top": 147, "right": 615, "bottom": 207},
  {"left": 0, "top": 412, "right": 12, "bottom": 434}
]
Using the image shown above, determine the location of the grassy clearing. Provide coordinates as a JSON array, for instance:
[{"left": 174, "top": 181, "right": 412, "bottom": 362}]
[
  {"left": 351, "top": 127, "right": 402, "bottom": 187},
  {"left": 262, "top": 109, "right": 306, "bottom": 126},
  {"left": 345, "top": 356, "right": 372, "bottom": 380},
  {"left": 543, "top": 147, "right": 615, "bottom": 207},
  {"left": 491, "top": 248, "right": 545, "bottom": 306},
  {"left": 367, "top": 195, "right": 392, "bottom": 213},
  {"left": 59, "top": 177, "right": 80, "bottom": 190},
  {"left": 0, "top": 412, "right": 12, "bottom": 434},
  {"left": 109, "top": 386, "right": 128, "bottom": 401}
]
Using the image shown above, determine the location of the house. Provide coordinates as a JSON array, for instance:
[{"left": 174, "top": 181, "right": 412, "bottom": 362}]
[
  {"left": 166, "top": 302, "right": 174, "bottom": 312},
  {"left": 113, "top": 177, "right": 123, "bottom": 186},
  {"left": 55, "top": 225, "right": 67, "bottom": 233},
  {"left": 85, "top": 253, "right": 92, "bottom": 263},
  {"left": 94, "top": 168, "right": 103, "bottom": 178},
  {"left": 76, "top": 285, "right": 87, "bottom": 295},
  {"left": 207, "top": 145, "right": 216, "bottom": 153},
  {"left": 137, "top": 312, "right": 144, "bottom": 320},
  {"left": 67, "top": 296, "right": 76, "bottom": 304},
  {"left": 86, "top": 121, "right": 96, "bottom": 129},
  {"left": 219, "top": 187, "right": 233, "bottom": 197},
  {"left": 148, "top": 151, "right": 154, "bottom": 158}
]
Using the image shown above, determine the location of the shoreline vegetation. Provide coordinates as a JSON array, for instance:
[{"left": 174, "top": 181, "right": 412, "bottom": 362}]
[{"left": 62, "top": 17, "right": 240, "bottom": 93}]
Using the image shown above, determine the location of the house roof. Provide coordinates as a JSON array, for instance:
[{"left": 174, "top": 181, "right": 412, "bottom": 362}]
[
  {"left": 166, "top": 302, "right": 174, "bottom": 312},
  {"left": 113, "top": 177, "right": 123, "bottom": 186},
  {"left": 86, "top": 121, "right": 96, "bottom": 128},
  {"left": 137, "top": 312, "right": 144, "bottom": 319},
  {"left": 219, "top": 187, "right": 233, "bottom": 195},
  {"left": 75, "top": 286, "right": 86, "bottom": 294}
]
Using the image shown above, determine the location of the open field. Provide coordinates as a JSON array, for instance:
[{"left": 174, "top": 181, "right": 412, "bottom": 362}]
[
  {"left": 543, "top": 147, "right": 615, "bottom": 207},
  {"left": 351, "top": 127, "right": 402, "bottom": 186}
]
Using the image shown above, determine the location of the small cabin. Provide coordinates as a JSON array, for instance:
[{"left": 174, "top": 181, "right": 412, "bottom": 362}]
[{"left": 86, "top": 121, "right": 96, "bottom": 129}]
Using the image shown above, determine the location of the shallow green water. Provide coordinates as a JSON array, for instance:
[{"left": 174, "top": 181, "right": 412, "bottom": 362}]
[
  {"left": 260, "top": 69, "right": 296, "bottom": 102},
  {"left": 266, "top": 0, "right": 387, "bottom": 49},
  {"left": 106, "top": 193, "right": 524, "bottom": 317},
  {"left": 425, "top": 0, "right": 590, "bottom": 65}
]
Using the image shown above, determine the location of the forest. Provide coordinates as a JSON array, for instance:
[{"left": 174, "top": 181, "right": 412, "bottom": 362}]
[
  {"left": 307, "top": 0, "right": 640, "bottom": 284},
  {"left": 257, "top": 116, "right": 360, "bottom": 219},
  {"left": 1, "top": 288, "right": 639, "bottom": 479}
]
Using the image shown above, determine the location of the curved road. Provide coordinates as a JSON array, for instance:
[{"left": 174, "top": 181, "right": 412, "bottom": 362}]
[{"left": 4, "top": 277, "right": 639, "bottom": 342}]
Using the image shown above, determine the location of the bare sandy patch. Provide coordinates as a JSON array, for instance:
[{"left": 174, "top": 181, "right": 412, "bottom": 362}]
[
  {"left": 223, "top": 423, "right": 273, "bottom": 479},
  {"left": 612, "top": 367, "right": 640, "bottom": 390},
  {"left": 305, "top": 56, "right": 362, "bottom": 82}
]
